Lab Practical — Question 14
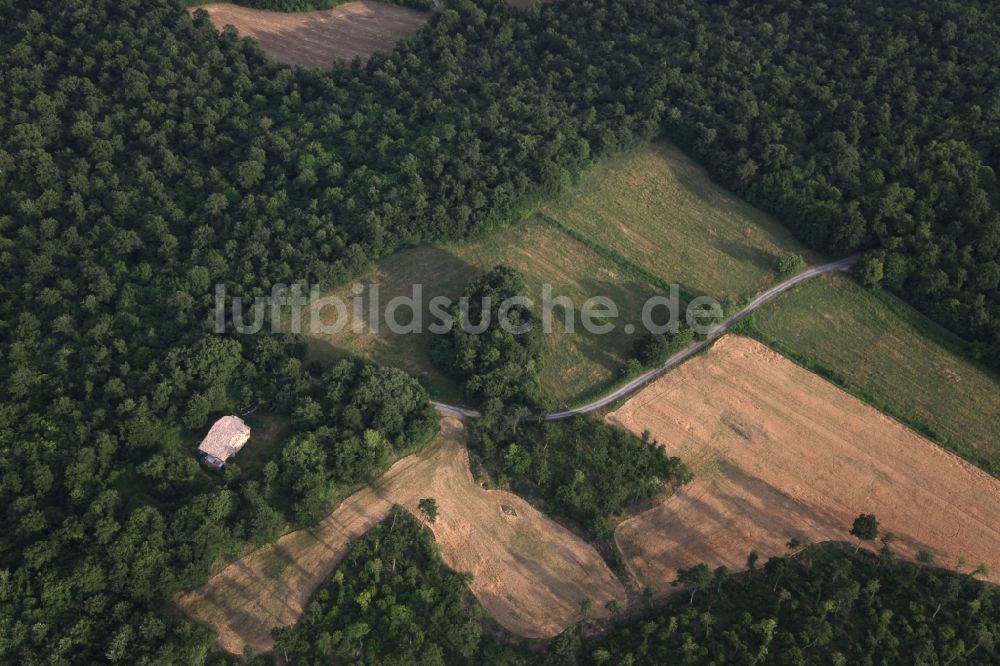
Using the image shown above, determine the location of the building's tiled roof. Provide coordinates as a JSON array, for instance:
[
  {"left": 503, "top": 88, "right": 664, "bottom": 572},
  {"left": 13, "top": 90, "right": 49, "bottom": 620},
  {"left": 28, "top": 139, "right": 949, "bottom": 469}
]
[{"left": 197, "top": 416, "right": 251, "bottom": 462}]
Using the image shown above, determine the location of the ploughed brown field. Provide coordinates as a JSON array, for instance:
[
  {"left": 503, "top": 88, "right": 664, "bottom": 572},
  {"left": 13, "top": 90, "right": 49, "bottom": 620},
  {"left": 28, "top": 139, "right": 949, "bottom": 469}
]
[
  {"left": 177, "top": 419, "right": 624, "bottom": 655},
  {"left": 193, "top": 2, "right": 429, "bottom": 69},
  {"left": 610, "top": 335, "right": 1000, "bottom": 593}
]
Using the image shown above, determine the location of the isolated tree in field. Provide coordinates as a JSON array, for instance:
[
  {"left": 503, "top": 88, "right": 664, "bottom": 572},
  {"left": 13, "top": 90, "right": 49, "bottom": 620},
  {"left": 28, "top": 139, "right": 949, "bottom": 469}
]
[
  {"left": 633, "top": 332, "right": 669, "bottom": 366},
  {"left": 675, "top": 563, "right": 712, "bottom": 605},
  {"left": 633, "top": 327, "right": 695, "bottom": 367},
  {"left": 417, "top": 497, "right": 438, "bottom": 523},
  {"left": 622, "top": 357, "right": 644, "bottom": 378},
  {"left": 850, "top": 513, "right": 879, "bottom": 553},
  {"left": 746, "top": 549, "right": 760, "bottom": 572}
]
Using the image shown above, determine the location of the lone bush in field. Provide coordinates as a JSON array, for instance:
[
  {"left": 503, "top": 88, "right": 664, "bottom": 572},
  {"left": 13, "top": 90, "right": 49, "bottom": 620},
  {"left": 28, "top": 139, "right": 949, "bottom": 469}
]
[
  {"left": 776, "top": 252, "right": 807, "bottom": 277},
  {"left": 418, "top": 497, "right": 438, "bottom": 523},
  {"left": 850, "top": 513, "right": 880, "bottom": 553}
]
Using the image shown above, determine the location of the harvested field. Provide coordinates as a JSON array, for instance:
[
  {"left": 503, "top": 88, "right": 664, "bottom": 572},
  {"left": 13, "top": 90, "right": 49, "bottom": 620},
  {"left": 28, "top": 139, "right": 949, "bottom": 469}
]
[
  {"left": 193, "top": 2, "right": 428, "bottom": 69},
  {"left": 177, "top": 418, "right": 624, "bottom": 655},
  {"left": 303, "top": 215, "right": 661, "bottom": 407},
  {"left": 542, "top": 142, "right": 813, "bottom": 304},
  {"left": 753, "top": 273, "right": 1000, "bottom": 469},
  {"left": 610, "top": 335, "right": 1000, "bottom": 595}
]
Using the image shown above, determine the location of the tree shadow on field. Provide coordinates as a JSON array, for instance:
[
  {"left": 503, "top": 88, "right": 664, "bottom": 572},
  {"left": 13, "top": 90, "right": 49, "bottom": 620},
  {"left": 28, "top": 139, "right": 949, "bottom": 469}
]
[
  {"left": 712, "top": 237, "right": 778, "bottom": 275},
  {"left": 305, "top": 245, "right": 478, "bottom": 399},
  {"left": 620, "top": 456, "right": 947, "bottom": 592}
]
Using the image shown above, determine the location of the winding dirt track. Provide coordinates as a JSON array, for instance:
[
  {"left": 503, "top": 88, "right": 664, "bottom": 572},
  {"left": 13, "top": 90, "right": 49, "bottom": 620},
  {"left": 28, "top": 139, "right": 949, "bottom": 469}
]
[
  {"left": 193, "top": 2, "right": 429, "bottom": 68},
  {"left": 432, "top": 255, "right": 858, "bottom": 420}
]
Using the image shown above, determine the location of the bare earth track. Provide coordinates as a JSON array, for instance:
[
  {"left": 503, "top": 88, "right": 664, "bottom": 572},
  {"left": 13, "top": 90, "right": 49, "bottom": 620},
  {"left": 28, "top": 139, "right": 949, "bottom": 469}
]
[
  {"left": 177, "top": 419, "right": 623, "bottom": 655},
  {"left": 610, "top": 335, "right": 1000, "bottom": 593},
  {"left": 194, "top": 2, "right": 429, "bottom": 68}
]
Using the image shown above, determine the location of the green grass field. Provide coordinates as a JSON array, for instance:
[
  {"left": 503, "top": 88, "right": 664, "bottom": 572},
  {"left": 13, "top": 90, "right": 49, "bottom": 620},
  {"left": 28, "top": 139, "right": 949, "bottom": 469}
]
[
  {"left": 303, "top": 215, "right": 661, "bottom": 408},
  {"left": 541, "top": 141, "right": 814, "bottom": 305},
  {"left": 749, "top": 273, "right": 1000, "bottom": 472},
  {"left": 303, "top": 140, "right": 821, "bottom": 405}
]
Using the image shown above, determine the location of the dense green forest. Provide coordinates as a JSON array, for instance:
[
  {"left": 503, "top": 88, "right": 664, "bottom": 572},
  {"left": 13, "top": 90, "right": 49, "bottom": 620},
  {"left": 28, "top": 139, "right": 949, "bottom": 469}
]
[
  {"left": 571, "top": 543, "right": 1000, "bottom": 664},
  {"left": 432, "top": 264, "right": 544, "bottom": 410},
  {"left": 480, "top": 416, "right": 691, "bottom": 537},
  {"left": 259, "top": 512, "right": 999, "bottom": 665},
  {"left": 276, "top": 357, "right": 438, "bottom": 523},
  {"left": 2, "top": 0, "right": 999, "bottom": 661},
  {"left": 270, "top": 506, "right": 525, "bottom": 664}
]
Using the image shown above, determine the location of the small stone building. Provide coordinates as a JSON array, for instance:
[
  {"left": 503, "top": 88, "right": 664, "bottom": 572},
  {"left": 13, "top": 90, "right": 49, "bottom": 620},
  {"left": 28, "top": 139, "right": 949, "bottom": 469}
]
[{"left": 198, "top": 415, "right": 251, "bottom": 470}]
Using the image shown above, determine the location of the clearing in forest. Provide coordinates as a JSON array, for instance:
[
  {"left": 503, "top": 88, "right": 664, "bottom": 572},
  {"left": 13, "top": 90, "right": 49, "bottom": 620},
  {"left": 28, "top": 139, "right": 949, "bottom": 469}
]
[
  {"left": 610, "top": 335, "right": 1000, "bottom": 595},
  {"left": 193, "top": 2, "right": 429, "bottom": 69},
  {"left": 177, "top": 418, "right": 624, "bottom": 655},
  {"left": 750, "top": 273, "right": 1000, "bottom": 470},
  {"left": 541, "top": 141, "right": 813, "bottom": 304},
  {"left": 303, "top": 215, "right": 662, "bottom": 407}
]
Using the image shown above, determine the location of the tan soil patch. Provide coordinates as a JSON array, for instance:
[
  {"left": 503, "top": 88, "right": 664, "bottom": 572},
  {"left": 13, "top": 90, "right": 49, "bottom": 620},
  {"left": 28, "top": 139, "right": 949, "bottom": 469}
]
[
  {"left": 177, "top": 418, "right": 623, "bottom": 655},
  {"left": 610, "top": 335, "right": 1000, "bottom": 594},
  {"left": 193, "top": 2, "right": 429, "bottom": 69}
]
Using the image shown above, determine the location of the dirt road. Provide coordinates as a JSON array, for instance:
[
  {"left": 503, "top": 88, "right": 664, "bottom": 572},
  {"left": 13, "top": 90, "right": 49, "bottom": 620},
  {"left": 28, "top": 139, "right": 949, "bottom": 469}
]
[{"left": 432, "top": 256, "right": 858, "bottom": 420}]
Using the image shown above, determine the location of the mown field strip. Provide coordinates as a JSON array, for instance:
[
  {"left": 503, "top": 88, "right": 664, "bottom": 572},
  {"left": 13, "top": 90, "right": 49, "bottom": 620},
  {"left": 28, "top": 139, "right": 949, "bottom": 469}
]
[{"left": 540, "top": 141, "right": 814, "bottom": 305}]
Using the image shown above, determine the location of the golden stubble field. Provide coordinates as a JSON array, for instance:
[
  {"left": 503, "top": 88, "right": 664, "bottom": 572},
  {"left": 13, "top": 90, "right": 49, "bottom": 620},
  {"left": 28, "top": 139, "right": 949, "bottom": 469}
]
[
  {"left": 193, "top": 2, "right": 429, "bottom": 69},
  {"left": 754, "top": 273, "right": 1000, "bottom": 466},
  {"left": 177, "top": 418, "right": 624, "bottom": 655},
  {"left": 610, "top": 335, "right": 1000, "bottom": 593}
]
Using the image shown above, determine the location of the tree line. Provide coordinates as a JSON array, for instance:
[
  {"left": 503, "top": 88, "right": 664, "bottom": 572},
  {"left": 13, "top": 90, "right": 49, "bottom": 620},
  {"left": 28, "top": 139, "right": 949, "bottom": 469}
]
[
  {"left": 254, "top": 510, "right": 999, "bottom": 665},
  {"left": 575, "top": 518, "right": 997, "bottom": 664}
]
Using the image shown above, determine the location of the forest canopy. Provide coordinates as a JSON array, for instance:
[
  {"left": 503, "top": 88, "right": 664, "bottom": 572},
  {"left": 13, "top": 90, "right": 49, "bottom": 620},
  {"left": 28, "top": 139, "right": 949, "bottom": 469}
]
[{"left": 1, "top": 0, "right": 998, "bottom": 662}]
